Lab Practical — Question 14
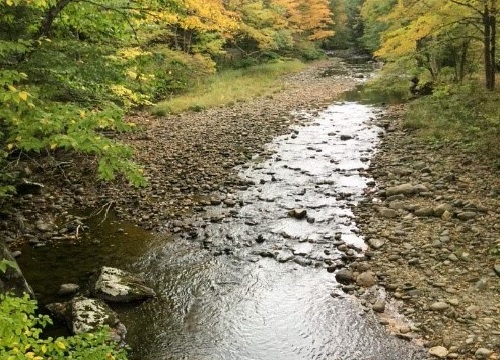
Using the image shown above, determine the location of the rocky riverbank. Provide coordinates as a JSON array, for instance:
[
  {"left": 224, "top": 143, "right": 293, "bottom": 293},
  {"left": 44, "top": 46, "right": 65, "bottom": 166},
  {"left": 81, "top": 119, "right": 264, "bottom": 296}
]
[
  {"left": 0, "top": 58, "right": 359, "bottom": 247},
  {"left": 1, "top": 57, "right": 498, "bottom": 359},
  {"left": 349, "top": 105, "right": 500, "bottom": 359}
]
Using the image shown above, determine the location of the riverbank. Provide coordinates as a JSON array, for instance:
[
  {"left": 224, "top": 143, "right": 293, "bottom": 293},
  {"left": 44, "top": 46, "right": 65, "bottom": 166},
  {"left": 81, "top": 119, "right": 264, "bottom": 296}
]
[
  {"left": 351, "top": 105, "right": 500, "bottom": 359},
  {"left": 0, "top": 58, "right": 358, "bottom": 247},
  {"left": 2, "top": 57, "right": 498, "bottom": 359}
]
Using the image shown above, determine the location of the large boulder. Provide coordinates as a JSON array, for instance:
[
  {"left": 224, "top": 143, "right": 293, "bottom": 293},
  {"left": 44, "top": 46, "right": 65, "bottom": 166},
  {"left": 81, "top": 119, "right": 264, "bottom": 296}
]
[
  {"left": 47, "top": 296, "right": 126, "bottom": 343},
  {"left": 90, "top": 266, "right": 156, "bottom": 303},
  {"left": 0, "top": 242, "right": 34, "bottom": 298}
]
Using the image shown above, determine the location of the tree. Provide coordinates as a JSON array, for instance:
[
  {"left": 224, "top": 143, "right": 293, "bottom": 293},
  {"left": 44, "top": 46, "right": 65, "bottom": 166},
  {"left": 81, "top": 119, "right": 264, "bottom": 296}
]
[{"left": 372, "top": 0, "right": 498, "bottom": 90}]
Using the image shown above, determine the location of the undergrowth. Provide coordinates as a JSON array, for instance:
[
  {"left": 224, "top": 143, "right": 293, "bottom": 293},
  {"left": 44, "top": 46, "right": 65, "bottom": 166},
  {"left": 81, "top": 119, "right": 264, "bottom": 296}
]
[
  {"left": 152, "top": 60, "right": 305, "bottom": 115},
  {"left": 402, "top": 81, "right": 500, "bottom": 165}
]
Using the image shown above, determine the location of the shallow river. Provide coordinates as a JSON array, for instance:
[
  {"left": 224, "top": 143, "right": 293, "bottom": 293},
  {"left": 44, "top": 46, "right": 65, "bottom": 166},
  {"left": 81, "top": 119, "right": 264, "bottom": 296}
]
[{"left": 18, "top": 85, "right": 427, "bottom": 359}]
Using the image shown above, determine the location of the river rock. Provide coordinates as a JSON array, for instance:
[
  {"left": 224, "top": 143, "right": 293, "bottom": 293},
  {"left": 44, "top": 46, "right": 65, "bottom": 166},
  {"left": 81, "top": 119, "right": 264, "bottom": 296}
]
[
  {"left": 372, "top": 299, "right": 386, "bottom": 313},
  {"left": 58, "top": 283, "right": 80, "bottom": 295},
  {"left": 434, "top": 204, "right": 453, "bottom": 217},
  {"left": 474, "top": 348, "right": 492, "bottom": 358},
  {"left": 0, "top": 242, "right": 34, "bottom": 298},
  {"left": 494, "top": 264, "right": 500, "bottom": 277},
  {"left": 90, "top": 266, "right": 156, "bottom": 302},
  {"left": 288, "top": 208, "right": 307, "bottom": 219},
  {"left": 429, "top": 302, "right": 449, "bottom": 312},
  {"left": 340, "top": 134, "right": 353, "bottom": 141},
  {"left": 386, "top": 183, "right": 422, "bottom": 196},
  {"left": 415, "top": 207, "right": 434, "bottom": 217},
  {"left": 368, "top": 238, "right": 385, "bottom": 249},
  {"left": 47, "top": 297, "right": 126, "bottom": 343},
  {"left": 429, "top": 346, "right": 448, "bottom": 358},
  {"left": 356, "top": 271, "right": 376, "bottom": 287},
  {"left": 379, "top": 208, "right": 398, "bottom": 218},
  {"left": 457, "top": 211, "right": 477, "bottom": 221},
  {"left": 335, "top": 269, "right": 354, "bottom": 285}
]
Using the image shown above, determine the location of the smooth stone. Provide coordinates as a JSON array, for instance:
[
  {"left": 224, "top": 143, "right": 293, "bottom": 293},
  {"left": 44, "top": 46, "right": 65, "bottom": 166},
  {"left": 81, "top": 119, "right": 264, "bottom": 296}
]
[
  {"left": 58, "top": 283, "right": 80, "bottom": 295},
  {"left": 429, "top": 346, "right": 448, "bottom": 358},
  {"left": 356, "top": 271, "right": 376, "bottom": 287},
  {"left": 372, "top": 299, "right": 386, "bottom": 313},
  {"left": 415, "top": 207, "right": 434, "bottom": 217},
  {"left": 386, "top": 183, "right": 426, "bottom": 196},
  {"left": 474, "top": 348, "right": 492, "bottom": 358},
  {"left": 379, "top": 208, "right": 398, "bottom": 218},
  {"left": 368, "top": 238, "right": 385, "bottom": 249},
  {"left": 430, "top": 302, "right": 449, "bottom": 312},
  {"left": 434, "top": 203, "right": 453, "bottom": 217},
  {"left": 457, "top": 211, "right": 477, "bottom": 220},
  {"left": 335, "top": 269, "right": 355, "bottom": 285}
]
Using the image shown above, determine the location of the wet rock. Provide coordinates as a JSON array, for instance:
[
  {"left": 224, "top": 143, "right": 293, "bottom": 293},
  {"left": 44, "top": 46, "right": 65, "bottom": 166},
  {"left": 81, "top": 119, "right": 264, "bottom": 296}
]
[
  {"left": 90, "top": 266, "right": 156, "bottom": 303},
  {"left": 372, "top": 299, "right": 386, "bottom": 313},
  {"left": 288, "top": 208, "right": 307, "bottom": 219},
  {"left": 256, "top": 234, "right": 266, "bottom": 243},
  {"left": 335, "top": 269, "right": 354, "bottom": 285},
  {"left": 429, "top": 346, "right": 448, "bottom": 358},
  {"left": 356, "top": 271, "right": 376, "bottom": 287},
  {"left": 47, "top": 297, "right": 126, "bottom": 343},
  {"left": 0, "top": 242, "right": 34, "bottom": 298},
  {"left": 58, "top": 283, "right": 80, "bottom": 296}
]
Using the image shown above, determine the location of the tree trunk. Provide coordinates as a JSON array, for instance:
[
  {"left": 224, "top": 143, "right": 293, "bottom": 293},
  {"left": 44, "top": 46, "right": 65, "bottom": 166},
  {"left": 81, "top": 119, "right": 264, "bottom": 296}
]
[
  {"left": 483, "top": 3, "right": 496, "bottom": 91},
  {"left": 34, "top": 0, "right": 74, "bottom": 39}
]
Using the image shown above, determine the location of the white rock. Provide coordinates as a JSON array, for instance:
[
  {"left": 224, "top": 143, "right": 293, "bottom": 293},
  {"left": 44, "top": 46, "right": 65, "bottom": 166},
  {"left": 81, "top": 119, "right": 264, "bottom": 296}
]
[{"left": 429, "top": 346, "right": 448, "bottom": 358}]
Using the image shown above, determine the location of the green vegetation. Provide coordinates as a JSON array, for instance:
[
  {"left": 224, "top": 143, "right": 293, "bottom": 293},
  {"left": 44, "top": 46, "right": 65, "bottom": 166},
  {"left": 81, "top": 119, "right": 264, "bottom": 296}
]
[
  {"left": 153, "top": 60, "right": 305, "bottom": 115},
  {"left": 0, "top": 260, "right": 127, "bottom": 359},
  {"left": 0, "top": 293, "right": 127, "bottom": 360},
  {"left": 0, "top": 0, "right": 337, "bottom": 197},
  {"left": 403, "top": 82, "right": 500, "bottom": 161}
]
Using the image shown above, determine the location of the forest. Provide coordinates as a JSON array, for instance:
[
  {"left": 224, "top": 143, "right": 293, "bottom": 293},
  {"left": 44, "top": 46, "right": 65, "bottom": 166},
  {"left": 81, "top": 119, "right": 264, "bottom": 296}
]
[{"left": 1, "top": 0, "right": 500, "bottom": 358}]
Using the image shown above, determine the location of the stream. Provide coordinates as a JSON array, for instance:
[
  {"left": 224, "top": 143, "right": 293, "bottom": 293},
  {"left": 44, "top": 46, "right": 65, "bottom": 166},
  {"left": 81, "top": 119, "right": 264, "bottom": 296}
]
[{"left": 17, "top": 66, "right": 428, "bottom": 360}]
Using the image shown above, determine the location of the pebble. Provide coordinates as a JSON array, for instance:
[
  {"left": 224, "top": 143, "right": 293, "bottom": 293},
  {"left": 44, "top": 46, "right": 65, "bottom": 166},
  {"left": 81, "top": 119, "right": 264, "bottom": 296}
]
[
  {"left": 372, "top": 299, "right": 386, "bottom": 313},
  {"left": 429, "top": 302, "right": 449, "bottom": 312},
  {"left": 335, "top": 269, "right": 354, "bottom": 285},
  {"left": 428, "top": 346, "right": 448, "bottom": 358},
  {"left": 356, "top": 271, "right": 376, "bottom": 287},
  {"left": 474, "top": 348, "right": 492, "bottom": 358}
]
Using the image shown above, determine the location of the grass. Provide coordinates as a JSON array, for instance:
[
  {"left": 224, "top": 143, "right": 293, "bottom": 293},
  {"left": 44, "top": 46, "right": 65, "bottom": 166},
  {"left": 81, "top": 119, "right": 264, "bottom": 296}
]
[
  {"left": 402, "top": 81, "right": 500, "bottom": 164},
  {"left": 152, "top": 60, "right": 306, "bottom": 116}
]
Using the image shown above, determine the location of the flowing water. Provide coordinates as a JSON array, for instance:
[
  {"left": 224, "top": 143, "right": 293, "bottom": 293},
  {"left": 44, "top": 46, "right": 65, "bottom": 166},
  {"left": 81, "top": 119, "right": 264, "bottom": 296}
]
[{"left": 17, "top": 69, "right": 427, "bottom": 359}]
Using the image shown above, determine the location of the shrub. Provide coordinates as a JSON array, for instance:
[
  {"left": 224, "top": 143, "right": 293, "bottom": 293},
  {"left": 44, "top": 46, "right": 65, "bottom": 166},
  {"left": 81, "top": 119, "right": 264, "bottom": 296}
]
[{"left": 0, "top": 293, "right": 128, "bottom": 360}]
